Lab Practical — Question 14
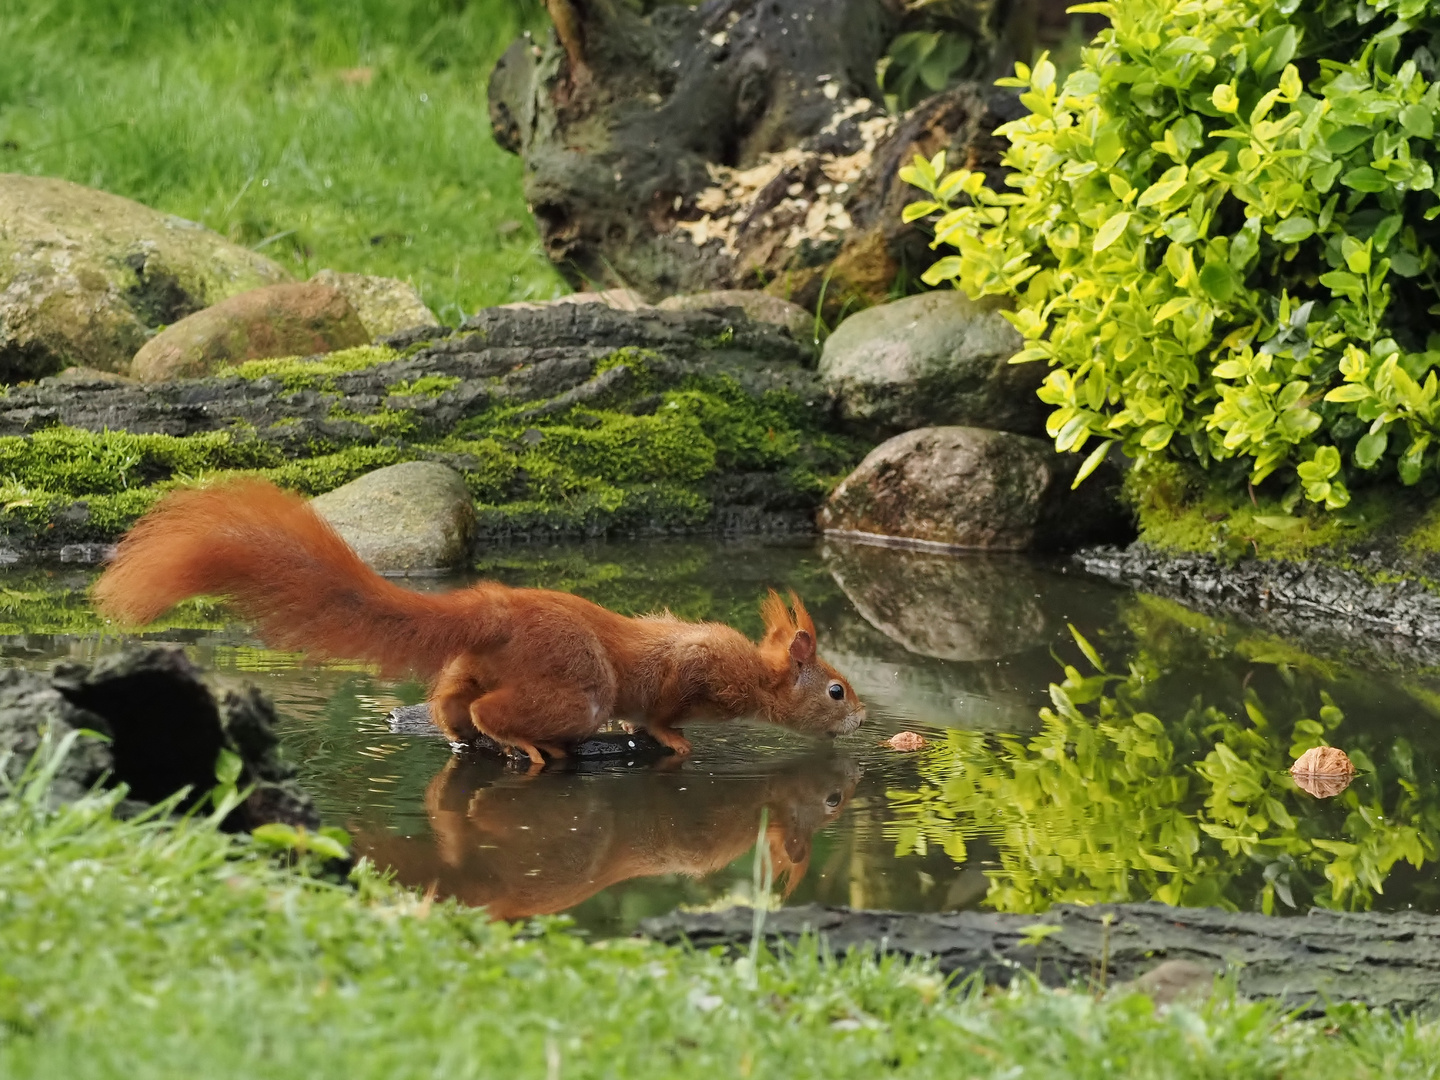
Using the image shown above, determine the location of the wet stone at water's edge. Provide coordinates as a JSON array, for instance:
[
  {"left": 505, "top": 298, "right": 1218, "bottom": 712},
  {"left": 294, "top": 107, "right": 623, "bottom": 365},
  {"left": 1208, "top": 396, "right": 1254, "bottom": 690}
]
[{"left": 387, "top": 702, "right": 672, "bottom": 764}]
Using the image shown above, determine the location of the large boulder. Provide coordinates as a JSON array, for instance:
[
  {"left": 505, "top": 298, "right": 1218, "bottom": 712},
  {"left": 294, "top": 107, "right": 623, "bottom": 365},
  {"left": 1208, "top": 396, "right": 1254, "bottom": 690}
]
[
  {"left": 129, "top": 281, "right": 370, "bottom": 381},
  {"left": 0, "top": 174, "right": 291, "bottom": 381},
  {"left": 819, "top": 291, "right": 1045, "bottom": 438},
  {"left": 819, "top": 426, "right": 1130, "bottom": 552},
  {"left": 310, "top": 269, "right": 438, "bottom": 339},
  {"left": 310, "top": 461, "right": 476, "bottom": 574}
]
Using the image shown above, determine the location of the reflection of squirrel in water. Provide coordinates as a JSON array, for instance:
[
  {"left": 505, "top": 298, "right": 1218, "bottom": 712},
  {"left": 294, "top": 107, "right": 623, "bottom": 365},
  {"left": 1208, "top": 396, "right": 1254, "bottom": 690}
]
[
  {"left": 360, "top": 752, "right": 862, "bottom": 919},
  {"left": 93, "top": 479, "right": 867, "bottom": 764}
]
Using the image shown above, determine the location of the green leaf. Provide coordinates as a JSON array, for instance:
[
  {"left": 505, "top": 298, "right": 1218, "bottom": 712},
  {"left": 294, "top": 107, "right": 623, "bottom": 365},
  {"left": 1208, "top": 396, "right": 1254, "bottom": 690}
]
[
  {"left": 901, "top": 200, "right": 939, "bottom": 223},
  {"left": 1400, "top": 103, "right": 1435, "bottom": 139},
  {"left": 251, "top": 823, "right": 300, "bottom": 849},
  {"left": 1140, "top": 424, "right": 1174, "bottom": 450},
  {"left": 214, "top": 748, "right": 243, "bottom": 788},
  {"left": 1253, "top": 514, "right": 1303, "bottom": 530},
  {"left": 1324, "top": 384, "right": 1371, "bottom": 403},
  {"left": 1271, "top": 216, "right": 1315, "bottom": 244},
  {"left": 1354, "top": 429, "right": 1388, "bottom": 468},
  {"left": 1341, "top": 167, "right": 1389, "bottom": 193},
  {"left": 1162, "top": 216, "right": 1200, "bottom": 243},
  {"left": 1093, "top": 211, "right": 1131, "bottom": 253},
  {"left": 1071, "top": 438, "right": 1113, "bottom": 488},
  {"left": 1199, "top": 260, "right": 1237, "bottom": 302},
  {"left": 1067, "top": 623, "right": 1105, "bottom": 672}
]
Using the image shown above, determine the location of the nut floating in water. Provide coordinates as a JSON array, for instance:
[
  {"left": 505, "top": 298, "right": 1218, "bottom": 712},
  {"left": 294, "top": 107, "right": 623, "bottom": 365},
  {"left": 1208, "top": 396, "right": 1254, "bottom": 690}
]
[
  {"left": 884, "top": 731, "right": 927, "bottom": 752},
  {"left": 1290, "top": 745, "right": 1356, "bottom": 798}
]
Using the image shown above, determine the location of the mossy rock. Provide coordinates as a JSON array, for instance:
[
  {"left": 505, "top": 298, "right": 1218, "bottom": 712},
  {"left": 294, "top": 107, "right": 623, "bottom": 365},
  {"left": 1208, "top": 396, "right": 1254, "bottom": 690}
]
[
  {"left": 0, "top": 174, "right": 291, "bottom": 381},
  {"left": 0, "top": 305, "right": 866, "bottom": 553},
  {"left": 129, "top": 282, "right": 370, "bottom": 381}
]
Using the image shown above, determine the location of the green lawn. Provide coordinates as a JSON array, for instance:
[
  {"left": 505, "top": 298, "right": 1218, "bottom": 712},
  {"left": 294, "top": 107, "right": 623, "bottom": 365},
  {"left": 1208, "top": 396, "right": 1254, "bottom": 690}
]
[
  {"left": 3, "top": 739, "right": 1440, "bottom": 1079},
  {"left": 0, "top": 0, "right": 566, "bottom": 324}
]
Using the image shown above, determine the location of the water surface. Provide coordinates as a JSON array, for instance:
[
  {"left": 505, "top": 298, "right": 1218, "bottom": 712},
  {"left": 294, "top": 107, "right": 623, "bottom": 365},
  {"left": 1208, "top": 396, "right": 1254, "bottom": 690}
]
[{"left": 6, "top": 536, "right": 1439, "bottom": 932}]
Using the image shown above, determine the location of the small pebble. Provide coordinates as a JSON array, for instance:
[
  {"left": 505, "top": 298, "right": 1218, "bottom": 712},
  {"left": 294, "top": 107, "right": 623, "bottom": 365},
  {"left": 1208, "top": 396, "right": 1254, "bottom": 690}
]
[{"left": 884, "top": 731, "right": 926, "bottom": 752}]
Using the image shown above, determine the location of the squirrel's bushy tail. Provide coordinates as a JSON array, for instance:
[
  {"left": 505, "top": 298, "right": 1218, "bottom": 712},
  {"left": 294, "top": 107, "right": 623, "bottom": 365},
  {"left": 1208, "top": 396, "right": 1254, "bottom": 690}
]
[{"left": 93, "top": 478, "right": 497, "bottom": 678}]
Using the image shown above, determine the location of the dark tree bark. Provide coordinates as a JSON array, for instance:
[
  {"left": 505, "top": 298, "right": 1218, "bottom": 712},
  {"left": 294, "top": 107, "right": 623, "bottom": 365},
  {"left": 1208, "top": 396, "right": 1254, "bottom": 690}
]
[
  {"left": 489, "top": 0, "right": 1026, "bottom": 314},
  {"left": 642, "top": 901, "right": 1440, "bottom": 1014}
]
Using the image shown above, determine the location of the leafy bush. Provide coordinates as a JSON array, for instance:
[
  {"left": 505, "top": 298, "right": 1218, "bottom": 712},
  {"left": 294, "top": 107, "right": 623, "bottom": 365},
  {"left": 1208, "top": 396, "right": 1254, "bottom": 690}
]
[{"left": 905, "top": 0, "right": 1440, "bottom": 511}]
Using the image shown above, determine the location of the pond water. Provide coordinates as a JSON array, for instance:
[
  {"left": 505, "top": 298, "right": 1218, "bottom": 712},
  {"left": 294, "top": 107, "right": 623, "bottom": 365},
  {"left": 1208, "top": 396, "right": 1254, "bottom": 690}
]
[{"left": 4, "top": 536, "right": 1440, "bottom": 933}]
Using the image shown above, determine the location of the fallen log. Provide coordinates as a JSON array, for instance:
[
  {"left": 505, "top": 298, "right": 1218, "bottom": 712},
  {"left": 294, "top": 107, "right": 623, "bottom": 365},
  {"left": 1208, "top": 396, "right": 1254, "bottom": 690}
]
[{"left": 641, "top": 901, "right": 1440, "bottom": 1013}]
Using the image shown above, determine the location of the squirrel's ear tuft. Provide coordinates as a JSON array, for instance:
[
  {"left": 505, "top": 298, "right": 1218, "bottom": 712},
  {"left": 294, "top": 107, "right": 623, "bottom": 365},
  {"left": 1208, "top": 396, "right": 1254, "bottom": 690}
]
[
  {"left": 788, "top": 629, "right": 815, "bottom": 664},
  {"left": 788, "top": 590, "right": 816, "bottom": 640},
  {"left": 761, "top": 588, "right": 795, "bottom": 641}
]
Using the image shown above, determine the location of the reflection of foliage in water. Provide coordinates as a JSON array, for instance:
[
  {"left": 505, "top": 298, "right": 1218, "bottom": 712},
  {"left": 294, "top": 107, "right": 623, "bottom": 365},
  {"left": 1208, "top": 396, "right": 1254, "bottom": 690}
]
[
  {"left": 475, "top": 540, "right": 846, "bottom": 638},
  {"left": 0, "top": 568, "right": 227, "bottom": 635},
  {"left": 887, "top": 611, "right": 1440, "bottom": 915}
]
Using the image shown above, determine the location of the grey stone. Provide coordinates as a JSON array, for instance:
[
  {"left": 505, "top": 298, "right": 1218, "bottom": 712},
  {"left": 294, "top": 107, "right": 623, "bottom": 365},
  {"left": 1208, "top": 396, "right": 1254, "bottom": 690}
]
[
  {"left": 819, "top": 426, "right": 1129, "bottom": 552},
  {"left": 310, "top": 269, "right": 438, "bottom": 339},
  {"left": 819, "top": 290, "right": 1045, "bottom": 437},
  {"left": 500, "top": 287, "right": 651, "bottom": 312},
  {"left": 0, "top": 173, "right": 291, "bottom": 380},
  {"left": 311, "top": 461, "right": 476, "bottom": 573}
]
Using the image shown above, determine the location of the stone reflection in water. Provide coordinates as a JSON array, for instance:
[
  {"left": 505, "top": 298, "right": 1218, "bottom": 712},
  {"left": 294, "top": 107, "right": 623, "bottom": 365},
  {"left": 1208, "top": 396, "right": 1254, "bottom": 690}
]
[
  {"left": 356, "top": 750, "right": 861, "bottom": 920},
  {"left": 821, "top": 538, "right": 1120, "bottom": 730},
  {"left": 824, "top": 539, "right": 1050, "bottom": 662}
]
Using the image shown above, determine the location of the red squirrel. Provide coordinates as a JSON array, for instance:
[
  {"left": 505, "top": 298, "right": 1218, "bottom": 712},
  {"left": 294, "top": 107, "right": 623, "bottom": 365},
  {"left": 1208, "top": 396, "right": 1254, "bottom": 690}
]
[
  {"left": 92, "top": 478, "right": 866, "bottom": 764},
  {"left": 361, "top": 752, "right": 861, "bottom": 918}
]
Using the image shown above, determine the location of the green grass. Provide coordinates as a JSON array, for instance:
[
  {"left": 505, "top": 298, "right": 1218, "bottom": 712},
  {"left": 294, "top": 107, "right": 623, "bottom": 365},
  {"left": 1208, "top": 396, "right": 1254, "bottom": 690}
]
[
  {"left": 0, "top": 0, "right": 566, "bottom": 323},
  {"left": 4, "top": 742, "right": 1440, "bottom": 1079}
]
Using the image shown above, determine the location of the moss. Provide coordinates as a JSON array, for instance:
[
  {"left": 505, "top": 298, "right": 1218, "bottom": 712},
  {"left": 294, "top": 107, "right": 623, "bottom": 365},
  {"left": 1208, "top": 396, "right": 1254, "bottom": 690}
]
[
  {"left": 0, "top": 344, "right": 866, "bottom": 548},
  {"left": 0, "top": 569, "right": 228, "bottom": 635},
  {"left": 257, "top": 446, "right": 410, "bottom": 496},
  {"left": 0, "top": 427, "right": 283, "bottom": 495},
  {"left": 1404, "top": 504, "right": 1440, "bottom": 556},
  {"left": 219, "top": 345, "right": 400, "bottom": 391},
  {"left": 1127, "top": 459, "right": 1396, "bottom": 562},
  {"left": 326, "top": 405, "right": 419, "bottom": 440},
  {"left": 385, "top": 374, "right": 460, "bottom": 397}
]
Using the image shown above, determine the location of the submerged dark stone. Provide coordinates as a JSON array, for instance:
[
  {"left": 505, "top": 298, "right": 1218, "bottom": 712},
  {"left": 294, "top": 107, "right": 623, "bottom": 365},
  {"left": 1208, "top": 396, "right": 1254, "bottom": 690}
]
[
  {"left": 1, "top": 643, "right": 318, "bottom": 829},
  {"left": 387, "top": 702, "right": 672, "bottom": 766},
  {"left": 642, "top": 901, "right": 1440, "bottom": 1014}
]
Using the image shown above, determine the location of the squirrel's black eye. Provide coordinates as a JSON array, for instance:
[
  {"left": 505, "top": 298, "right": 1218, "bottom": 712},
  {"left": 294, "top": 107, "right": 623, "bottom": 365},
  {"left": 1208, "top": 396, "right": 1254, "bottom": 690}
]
[
  {"left": 828, "top": 683, "right": 844, "bottom": 700},
  {"left": 825, "top": 791, "right": 843, "bottom": 808}
]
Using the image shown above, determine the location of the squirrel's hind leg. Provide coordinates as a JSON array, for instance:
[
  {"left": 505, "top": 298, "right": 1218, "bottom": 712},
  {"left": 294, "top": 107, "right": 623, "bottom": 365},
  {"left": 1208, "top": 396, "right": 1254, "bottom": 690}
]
[{"left": 469, "top": 684, "right": 603, "bottom": 768}]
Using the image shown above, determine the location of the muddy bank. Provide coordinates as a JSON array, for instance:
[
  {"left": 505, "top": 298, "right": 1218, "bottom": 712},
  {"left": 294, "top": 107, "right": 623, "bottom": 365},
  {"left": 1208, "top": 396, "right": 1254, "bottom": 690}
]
[
  {"left": 643, "top": 901, "right": 1440, "bottom": 1013},
  {"left": 1077, "top": 544, "right": 1440, "bottom": 671}
]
